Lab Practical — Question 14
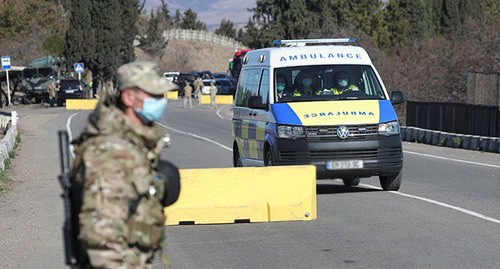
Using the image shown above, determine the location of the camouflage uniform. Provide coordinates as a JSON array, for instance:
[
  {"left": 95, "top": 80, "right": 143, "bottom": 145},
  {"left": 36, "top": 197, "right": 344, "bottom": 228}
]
[
  {"left": 183, "top": 83, "right": 193, "bottom": 109},
  {"left": 193, "top": 77, "right": 203, "bottom": 105},
  {"left": 209, "top": 82, "right": 218, "bottom": 110},
  {"left": 47, "top": 80, "right": 57, "bottom": 106},
  {"left": 71, "top": 61, "right": 175, "bottom": 268}
]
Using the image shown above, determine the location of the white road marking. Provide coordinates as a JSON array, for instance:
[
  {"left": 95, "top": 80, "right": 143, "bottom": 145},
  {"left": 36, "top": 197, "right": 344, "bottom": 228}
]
[
  {"left": 360, "top": 183, "right": 500, "bottom": 225},
  {"left": 404, "top": 150, "right": 500, "bottom": 169},
  {"left": 66, "top": 112, "right": 78, "bottom": 160},
  {"left": 216, "top": 106, "right": 230, "bottom": 120},
  {"left": 156, "top": 122, "right": 233, "bottom": 152}
]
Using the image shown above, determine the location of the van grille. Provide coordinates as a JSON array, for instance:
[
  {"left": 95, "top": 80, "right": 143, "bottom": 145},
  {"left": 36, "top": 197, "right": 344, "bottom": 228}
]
[
  {"left": 305, "top": 124, "right": 378, "bottom": 140},
  {"left": 278, "top": 147, "right": 402, "bottom": 162}
]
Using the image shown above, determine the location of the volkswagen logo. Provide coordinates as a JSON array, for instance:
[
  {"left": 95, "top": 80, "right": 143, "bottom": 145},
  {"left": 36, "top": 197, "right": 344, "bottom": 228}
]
[{"left": 336, "top": 126, "right": 350, "bottom": 139}]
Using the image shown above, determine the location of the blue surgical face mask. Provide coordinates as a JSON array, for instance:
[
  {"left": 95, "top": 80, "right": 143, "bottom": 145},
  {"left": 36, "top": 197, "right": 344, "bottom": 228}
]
[
  {"left": 277, "top": 83, "right": 285, "bottom": 92},
  {"left": 302, "top": 78, "right": 313, "bottom": 87},
  {"left": 338, "top": 79, "right": 348, "bottom": 87},
  {"left": 135, "top": 97, "right": 167, "bottom": 124}
]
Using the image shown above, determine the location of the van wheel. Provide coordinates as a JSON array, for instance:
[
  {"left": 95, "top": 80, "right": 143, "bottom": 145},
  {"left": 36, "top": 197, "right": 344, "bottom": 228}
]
[
  {"left": 233, "top": 147, "right": 243, "bottom": 167},
  {"left": 379, "top": 171, "right": 402, "bottom": 191},
  {"left": 264, "top": 151, "right": 273, "bottom": 166},
  {"left": 342, "top": 178, "right": 360, "bottom": 186}
]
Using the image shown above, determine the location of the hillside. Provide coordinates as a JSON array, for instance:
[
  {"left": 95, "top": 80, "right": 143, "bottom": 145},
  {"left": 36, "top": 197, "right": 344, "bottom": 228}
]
[{"left": 135, "top": 39, "right": 236, "bottom": 74}]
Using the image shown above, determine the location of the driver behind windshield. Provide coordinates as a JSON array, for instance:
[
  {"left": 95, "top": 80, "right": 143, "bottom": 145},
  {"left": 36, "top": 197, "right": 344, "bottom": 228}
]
[
  {"left": 291, "top": 70, "right": 321, "bottom": 96},
  {"left": 330, "top": 71, "right": 359, "bottom": 95}
]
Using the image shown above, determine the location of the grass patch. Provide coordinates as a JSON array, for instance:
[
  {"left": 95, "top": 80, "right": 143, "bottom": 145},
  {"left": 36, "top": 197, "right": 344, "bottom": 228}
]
[{"left": 0, "top": 158, "right": 10, "bottom": 195}]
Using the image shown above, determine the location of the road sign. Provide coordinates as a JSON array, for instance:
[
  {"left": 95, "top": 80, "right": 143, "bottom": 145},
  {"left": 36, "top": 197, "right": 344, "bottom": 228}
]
[
  {"left": 74, "top": 62, "right": 84, "bottom": 74},
  {"left": 1, "top": 56, "right": 11, "bottom": 70}
]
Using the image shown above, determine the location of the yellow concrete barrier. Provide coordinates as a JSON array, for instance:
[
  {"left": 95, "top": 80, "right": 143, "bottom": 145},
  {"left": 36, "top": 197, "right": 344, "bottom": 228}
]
[
  {"left": 66, "top": 93, "right": 180, "bottom": 110},
  {"left": 164, "top": 165, "right": 317, "bottom": 225},
  {"left": 165, "top": 91, "right": 178, "bottom": 100},
  {"left": 65, "top": 99, "right": 98, "bottom": 110},
  {"left": 200, "top": 95, "right": 234, "bottom": 105}
]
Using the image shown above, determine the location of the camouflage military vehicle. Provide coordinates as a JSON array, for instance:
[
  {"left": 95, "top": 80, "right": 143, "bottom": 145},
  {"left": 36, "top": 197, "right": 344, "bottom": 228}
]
[{"left": 20, "top": 56, "right": 61, "bottom": 103}]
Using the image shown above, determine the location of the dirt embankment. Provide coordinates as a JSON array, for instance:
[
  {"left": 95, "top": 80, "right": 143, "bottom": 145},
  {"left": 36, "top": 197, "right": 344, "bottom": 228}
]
[{"left": 135, "top": 40, "right": 236, "bottom": 74}]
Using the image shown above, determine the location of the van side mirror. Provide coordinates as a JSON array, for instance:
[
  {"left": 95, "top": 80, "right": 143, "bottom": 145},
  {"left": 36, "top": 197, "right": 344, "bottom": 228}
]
[
  {"left": 390, "top": 91, "right": 405, "bottom": 105},
  {"left": 248, "top": 96, "right": 266, "bottom": 109}
]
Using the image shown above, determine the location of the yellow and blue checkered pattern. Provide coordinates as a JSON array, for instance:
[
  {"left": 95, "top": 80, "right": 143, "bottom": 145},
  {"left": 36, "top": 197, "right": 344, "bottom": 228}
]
[{"left": 234, "top": 120, "right": 266, "bottom": 159}]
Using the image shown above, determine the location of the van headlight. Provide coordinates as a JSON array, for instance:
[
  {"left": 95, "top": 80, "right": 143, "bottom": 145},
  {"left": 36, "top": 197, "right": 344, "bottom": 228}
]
[
  {"left": 278, "top": 125, "right": 304, "bottom": 139},
  {"left": 378, "top": 121, "right": 400, "bottom": 136}
]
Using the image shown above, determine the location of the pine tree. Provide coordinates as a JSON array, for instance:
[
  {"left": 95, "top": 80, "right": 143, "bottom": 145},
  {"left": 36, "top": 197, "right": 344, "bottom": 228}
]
[
  {"left": 158, "top": 0, "right": 172, "bottom": 29},
  {"left": 180, "top": 8, "right": 206, "bottom": 30},
  {"left": 241, "top": 19, "right": 260, "bottom": 48},
  {"left": 173, "top": 9, "right": 182, "bottom": 28},
  {"left": 138, "top": 10, "right": 167, "bottom": 58},
  {"left": 214, "top": 19, "right": 237, "bottom": 38}
]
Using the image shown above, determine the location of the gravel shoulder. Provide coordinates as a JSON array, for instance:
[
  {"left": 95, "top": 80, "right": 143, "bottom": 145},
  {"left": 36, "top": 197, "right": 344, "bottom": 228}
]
[{"left": 0, "top": 104, "right": 67, "bottom": 269}]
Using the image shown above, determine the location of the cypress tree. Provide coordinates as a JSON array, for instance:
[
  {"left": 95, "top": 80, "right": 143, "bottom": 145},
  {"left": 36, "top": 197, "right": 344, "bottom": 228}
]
[
  {"left": 119, "top": 0, "right": 139, "bottom": 64},
  {"left": 399, "top": 0, "right": 434, "bottom": 40},
  {"left": 381, "top": 0, "right": 410, "bottom": 50},
  {"left": 64, "top": 0, "right": 94, "bottom": 68},
  {"left": 89, "top": 0, "right": 121, "bottom": 83},
  {"left": 441, "top": 0, "right": 483, "bottom": 38}
]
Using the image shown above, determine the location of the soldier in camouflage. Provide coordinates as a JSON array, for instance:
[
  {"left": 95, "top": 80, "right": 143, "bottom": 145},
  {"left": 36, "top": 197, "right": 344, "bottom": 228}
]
[
  {"left": 71, "top": 61, "right": 177, "bottom": 268},
  {"left": 47, "top": 80, "right": 57, "bottom": 107}
]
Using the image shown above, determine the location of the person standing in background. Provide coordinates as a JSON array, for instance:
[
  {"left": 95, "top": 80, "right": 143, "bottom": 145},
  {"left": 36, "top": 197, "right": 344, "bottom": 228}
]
[
  {"left": 209, "top": 80, "right": 218, "bottom": 110},
  {"left": 183, "top": 81, "right": 193, "bottom": 109},
  {"left": 193, "top": 77, "right": 203, "bottom": 105}
]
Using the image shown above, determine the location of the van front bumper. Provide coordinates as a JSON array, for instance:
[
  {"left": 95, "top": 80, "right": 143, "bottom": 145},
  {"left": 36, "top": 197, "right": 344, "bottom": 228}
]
[{"left": 273, "top": 135, "right": 403, "bottom": 179}]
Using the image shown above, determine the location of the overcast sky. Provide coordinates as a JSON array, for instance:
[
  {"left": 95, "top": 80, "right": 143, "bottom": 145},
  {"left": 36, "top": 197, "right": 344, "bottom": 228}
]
[{"left": 145, "top": 0, "right": 255, "bottom": 30}]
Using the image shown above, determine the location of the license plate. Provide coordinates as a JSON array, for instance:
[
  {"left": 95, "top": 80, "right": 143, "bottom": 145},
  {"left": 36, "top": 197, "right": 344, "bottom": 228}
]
[
  {"left": 65, "top": 90, "right": 75, "bottom": 93},
  {"left": 326, "top": 160, "right": 364, "bottom": 170}
]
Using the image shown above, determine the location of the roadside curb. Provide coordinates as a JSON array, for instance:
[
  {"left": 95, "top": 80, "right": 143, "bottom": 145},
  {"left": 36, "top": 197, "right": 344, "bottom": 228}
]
[
  {"left": 0, "top": 111, "right": 18, "bottom": 170},
  {"left": 401, "top": 126, "right": 500, "bottom": 154}
]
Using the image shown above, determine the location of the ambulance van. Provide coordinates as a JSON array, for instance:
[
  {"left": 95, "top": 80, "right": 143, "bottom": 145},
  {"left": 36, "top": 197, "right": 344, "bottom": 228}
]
[{"left": 232, "top": 39, "right": 405, "bottom": 191}]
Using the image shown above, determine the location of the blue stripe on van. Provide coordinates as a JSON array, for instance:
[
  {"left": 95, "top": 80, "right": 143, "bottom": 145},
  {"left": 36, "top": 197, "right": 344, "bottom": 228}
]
[
  {"left": 379, "top": 100, "right": 398, "bottom": 123},
  {"left": 271, "top": 103, "right": 302, "bottom": 125}
]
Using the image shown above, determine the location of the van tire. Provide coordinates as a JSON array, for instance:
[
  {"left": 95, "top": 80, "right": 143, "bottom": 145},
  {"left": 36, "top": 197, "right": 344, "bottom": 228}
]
[
  {"left": 264, "top": 151, "right": 273, "bottom": 166},
  {"left": 233, "top": 147, "right": 243, "bottom": 167},
  {"left": 379, "top": 172, "right": 402, "bottom": 191},
  {"left": 342, "top": 178, "right": 360, "bottom": 186}
]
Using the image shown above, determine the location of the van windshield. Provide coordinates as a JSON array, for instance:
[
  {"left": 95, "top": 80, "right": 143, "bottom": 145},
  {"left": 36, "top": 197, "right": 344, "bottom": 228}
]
[{"left": 274, "top": 65, "right": 386, "bottom": 102}]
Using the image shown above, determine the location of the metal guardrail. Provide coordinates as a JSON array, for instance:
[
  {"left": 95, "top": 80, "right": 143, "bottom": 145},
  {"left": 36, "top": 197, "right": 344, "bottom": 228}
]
[{"left": 406, "top": 101, "right": 500, "bottom": 137}]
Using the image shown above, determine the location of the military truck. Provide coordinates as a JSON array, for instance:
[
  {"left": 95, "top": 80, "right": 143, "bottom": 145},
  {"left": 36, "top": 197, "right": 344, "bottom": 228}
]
[{"left": 20, "top": 56, "right": 62, "bottom": 103}]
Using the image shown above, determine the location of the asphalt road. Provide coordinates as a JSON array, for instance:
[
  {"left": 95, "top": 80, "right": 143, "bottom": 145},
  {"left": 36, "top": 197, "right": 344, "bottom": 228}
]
[{"left": 1, "top": 100, "right": 499, "bottom": 269}]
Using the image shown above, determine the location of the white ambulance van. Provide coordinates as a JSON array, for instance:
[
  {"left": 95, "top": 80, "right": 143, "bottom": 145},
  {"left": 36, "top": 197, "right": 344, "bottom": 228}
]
[{"left": 232, "top": 39, "right": 405, "bottom": 191}]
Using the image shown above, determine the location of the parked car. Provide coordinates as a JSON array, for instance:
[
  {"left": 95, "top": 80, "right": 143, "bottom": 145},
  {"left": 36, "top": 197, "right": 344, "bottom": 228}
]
[
  {"left": 163, "top": 71, "right": 180, "bottom": 82},
  {"left": 174, "top": 73, "right": 197, "bottom": 97},
  {"left": 214, "top": 78, "right": 237, "bottom": 95},
  {"left": 212, "top": 72, "right": 233, "bottom": 79},
  {"left": 56, "top": 78, "right": 84, "bottom": 106},
  {"left": 202, "top": 79, "right": 215, "bottom": 95},
  {"left": 192, "top": 70, "right": 213, "bottom": 79}
]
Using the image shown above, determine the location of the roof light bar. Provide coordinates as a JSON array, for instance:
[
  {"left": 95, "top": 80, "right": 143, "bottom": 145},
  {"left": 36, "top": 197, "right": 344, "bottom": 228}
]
[{"left": 273, "top": 38, "right": 356, "bottom": 46}]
